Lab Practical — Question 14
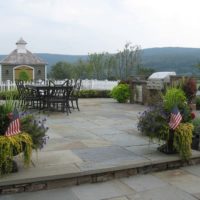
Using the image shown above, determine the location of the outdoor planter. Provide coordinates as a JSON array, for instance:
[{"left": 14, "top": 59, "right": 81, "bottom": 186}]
[
  {"left": 138, "top": 87, "right": 195, "bottom": 160},
  {"left": 157, "top": 130, "right": 177, "bottom": 154},
  {"left": 0, "top": 99, "right": 48, "bottom": 175}
]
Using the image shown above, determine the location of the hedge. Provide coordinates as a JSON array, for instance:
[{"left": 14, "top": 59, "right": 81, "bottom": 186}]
[
  {"left": 78, "top": 90, "right": 111, "bottom": 98},
  {"left": 0, "top": 89, "right": 111, "bottom": 99}
]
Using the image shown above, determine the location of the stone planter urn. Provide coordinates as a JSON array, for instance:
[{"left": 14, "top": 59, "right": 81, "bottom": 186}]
[{"left": 158, "top": 130, "right": 177, "bottom": 154}]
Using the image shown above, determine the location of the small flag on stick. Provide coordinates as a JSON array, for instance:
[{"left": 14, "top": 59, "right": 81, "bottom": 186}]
[
  {"left": 5, "top": 108, "right": 21, "bottom": 137},
  {"left": 169, "top": 106, "right": 182, "bottom": 130}
]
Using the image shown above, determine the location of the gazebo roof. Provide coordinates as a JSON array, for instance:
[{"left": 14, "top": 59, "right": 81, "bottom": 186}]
[
  {"left": 0, "top": 38, "right": 47, "bottom": 65},
  {"left": 16, "top": 38, "right": 27, "bottom": 45},
  {"left": 0, "top": 49, "right": 46, "bottom": 65}
]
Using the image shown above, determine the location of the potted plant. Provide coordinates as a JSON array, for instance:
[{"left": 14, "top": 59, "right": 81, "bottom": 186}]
[
  {"left": 0, "top": 100, "right": 33, "bottom": 175},
  {"left": 138, "top": 87, "right": 194, "bottom": 159},
  {"left": 0, "top": 99, "right": 48, "bottom": 175}
]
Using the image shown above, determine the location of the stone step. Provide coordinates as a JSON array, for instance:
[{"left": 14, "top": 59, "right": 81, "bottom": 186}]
[{"left": 1, "top": 152, "right": 200, "bottom": 195}]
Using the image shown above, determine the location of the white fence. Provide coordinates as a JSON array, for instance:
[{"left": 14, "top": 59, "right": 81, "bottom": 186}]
[
  {"left": 81, "top": 80, "right": 118, "bottom": 90},
  {"left": 0, "top": 80, "right": 118, "bottom": 91}
]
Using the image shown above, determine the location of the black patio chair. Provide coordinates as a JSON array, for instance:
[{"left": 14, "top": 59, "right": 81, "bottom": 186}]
[
  {"left": 23, "top": 87, "right": 44, "bottom": 110},
  {"left": 16, "top": 81, "right": 47, "bottom": 110},
  {"left": 46, "top": 84, "right": 72, "bottom": 114},
  {"left": 61, "top": 80, "right": 70, "bottom": 86},
  {"left": 69, "top": 79, "right": 82, "bottom": 111},
  {"left": 48, "top": 80, "right": 55, "bottom": 86},
  {"left": 15, "top": 80, "right": 25, "bottom": 106}
]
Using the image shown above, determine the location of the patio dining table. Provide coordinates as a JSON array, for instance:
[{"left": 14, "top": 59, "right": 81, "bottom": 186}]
[{"left": 25, "top": 84, "right": 73, "bottom": 113}]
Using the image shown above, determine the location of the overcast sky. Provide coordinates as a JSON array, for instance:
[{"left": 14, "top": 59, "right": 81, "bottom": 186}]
[{"left": 1, "top": 0, "right": 200, "bottom": 55}]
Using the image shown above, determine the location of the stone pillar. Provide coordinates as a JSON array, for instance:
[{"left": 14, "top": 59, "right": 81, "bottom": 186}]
[
  {"left": 130, "top": 82, "right": 136, "bottom": 104},
  {"left": 142, "top": 83, "right": 148, "bottom": 105}
]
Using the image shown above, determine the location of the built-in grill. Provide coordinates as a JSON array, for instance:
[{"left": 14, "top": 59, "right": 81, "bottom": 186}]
[{"left": 147, "top": 72, "right": 176, "bottom": 90}]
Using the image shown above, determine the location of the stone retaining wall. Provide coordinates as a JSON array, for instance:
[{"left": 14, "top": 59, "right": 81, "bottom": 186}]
[{"left": 1, "top": 157, "right": 200, "bottom": 195}]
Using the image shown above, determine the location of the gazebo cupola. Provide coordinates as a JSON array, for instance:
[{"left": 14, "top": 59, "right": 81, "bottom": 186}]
[{"left": 16, "top": 38, "right": 27, "bottom": 54}]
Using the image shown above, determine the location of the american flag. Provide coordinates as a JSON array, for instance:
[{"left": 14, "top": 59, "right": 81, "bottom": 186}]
[
  {"left": 5, "top": 108, "right": 21, "bottom": 137},
  {"left": 169, "top": 106, "right": 182, "bottom": 130}
]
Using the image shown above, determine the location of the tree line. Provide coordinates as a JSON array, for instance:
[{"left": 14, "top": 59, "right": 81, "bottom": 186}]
[{"left": 49, "top": 43, "right": 154, "bottom": 80}]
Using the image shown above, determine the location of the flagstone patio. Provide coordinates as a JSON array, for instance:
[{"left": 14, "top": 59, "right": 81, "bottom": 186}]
[{"left": 1, "top": 98, "right": 200, "bottom": 194}]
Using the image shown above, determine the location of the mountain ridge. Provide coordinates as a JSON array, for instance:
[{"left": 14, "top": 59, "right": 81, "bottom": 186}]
[{"left": 0, "top": 47, "right": 200, "bottom": 75}]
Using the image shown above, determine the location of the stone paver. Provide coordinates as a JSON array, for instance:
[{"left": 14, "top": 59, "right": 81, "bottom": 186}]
[
  {"left": 72, "top": 146, "right": 141, "bottom": 163},
  {"left": 120, "top": 174, "right": 168, "bottom": 192},
  {"left": 101, "top": 134, "right": 149, "bottom": 147},
  {"left": 70, "top": 180, "right": 134, "bottom": 200},
  {"left": 80, "top": 139, "right": 112, "bottom": 148},
  {"left": 31, "top": 150, "right": 83, "bottom": 166},
  {"left": 182, "top": 164, "right": 200, "bottom": 177},
  {"left": 127, "top": 185, "right": 198, "bottom": 200},
  {"left": 154, "top": 169, "right": 200, "bottom": 194},
  {"left": 126, "top": 143, "right": 159, "bottom": 156},
  {"left": 0, "top": 187, "right": 79, "bottom": 200}
]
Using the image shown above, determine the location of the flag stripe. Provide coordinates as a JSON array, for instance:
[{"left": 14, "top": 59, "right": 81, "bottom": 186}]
[
  {"left": 169, "top": 106, "right": 182, "bottom": 130},
  {"left": 5, "top": 109, "right": 21, "bottom": 137}
]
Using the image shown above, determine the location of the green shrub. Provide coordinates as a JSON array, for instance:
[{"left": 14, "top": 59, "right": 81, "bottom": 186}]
[
  {"left": 163, "top": 88, "right": 186, "bottom": 111},
  {"left": 79, "top": 90, "right": 111, "bottom": 98},
  {"left": 18, "top": 70, "right": 30, "bottom": 81},
  {"left": 111, "top": 83, "right": 130, "bottom": 103},
  {"left": 0, "top": 90, "right": 19, "bottom": 100}
]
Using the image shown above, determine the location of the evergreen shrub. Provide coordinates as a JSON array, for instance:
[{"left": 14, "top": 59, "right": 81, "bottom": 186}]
[{"left": 111, "top": 83, "right": 130, "bottom": 103}]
